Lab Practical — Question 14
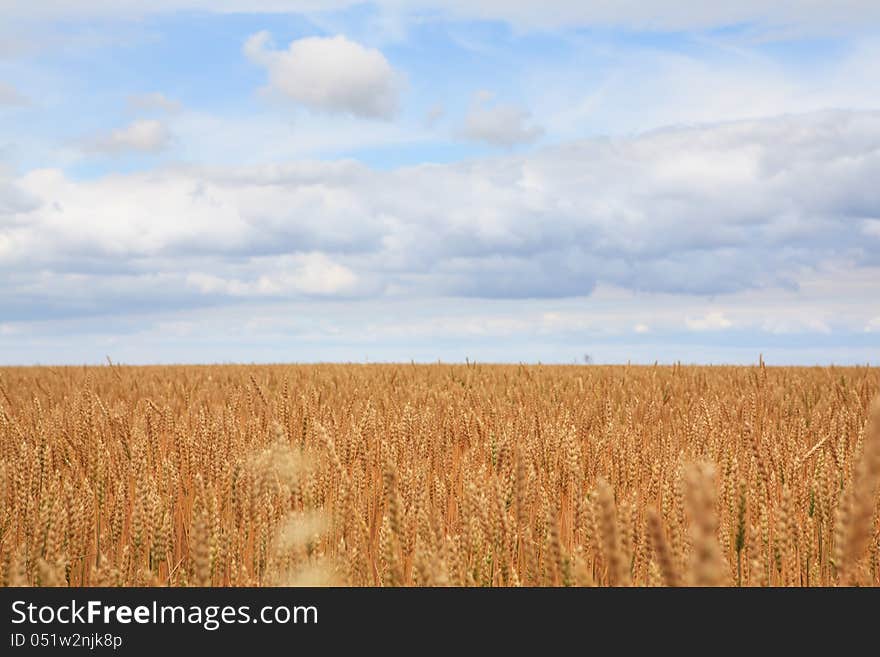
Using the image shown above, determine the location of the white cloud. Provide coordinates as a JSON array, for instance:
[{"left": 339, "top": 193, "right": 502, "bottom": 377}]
[
  {"left": 244, "top": 32, "right": 401, "bottom": 119},
  {"left": 127, "top": 92, "right": 181, "bottom": 114},
  {"left": 86, "top": 119, "right": 172, "bottom": 154},
  {"left": 863, "top": 219, "right": 880, "bottom": 238},
  {"left": 0, "top": 172, "right": 39, "bottom": 215},
  {"left": 634, "top": 323, "right": 650, "bottom": 334},
  {"left": 186, "top": 253, "right": 357, "bottom": 297},
  {"left": 4, "top": 110, "right": 880, "bottom": 320},
  {"left": 0, "top": 82, "right": 27, "bottom": 106},
  {"left": 685, "top": 312, "right": 732, "bottom": 331},
  {"left": 460, "top": 93, "right": 543, "bottom": 147},
  {"left": 866, "top": 318, "right": 880, "bottom": 333}
]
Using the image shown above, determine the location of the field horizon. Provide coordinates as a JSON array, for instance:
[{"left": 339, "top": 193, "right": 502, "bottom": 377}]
[{"left": 4, "top": 359, "right": 879, "bottom": 369}]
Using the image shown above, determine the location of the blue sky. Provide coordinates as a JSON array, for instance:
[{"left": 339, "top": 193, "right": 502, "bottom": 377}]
[{"left": 1, "top": 1, "right": 879, "bottom": 365}]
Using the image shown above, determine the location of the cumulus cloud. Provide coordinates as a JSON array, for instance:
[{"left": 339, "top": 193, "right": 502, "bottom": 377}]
[
  {"left": 0, "top": 82, "right": 27, "bottom": 106},
  {"left": 126, "top": 92, "right": 181, "bottom": 114},
  {"left": 460, "top": 92, "right": 543, "bottom": 147},
  {"left": 244, "top": 32, "right": 401, "bottom": 119},
  {"left": 3, "top": 110, "right": 880, "bottom": 320},
  {"left": 85, "top": 119, "right": 172, "bottom": 154}
]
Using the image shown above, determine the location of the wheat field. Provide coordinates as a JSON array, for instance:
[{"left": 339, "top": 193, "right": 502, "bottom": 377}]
[{"left": 0, "top": 362, "right": 878, "bottom": 587}]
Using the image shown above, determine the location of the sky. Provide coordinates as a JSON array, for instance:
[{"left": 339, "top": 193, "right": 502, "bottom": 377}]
[{"left": 1, "top": 2, "right": 879, "bottom": 365}]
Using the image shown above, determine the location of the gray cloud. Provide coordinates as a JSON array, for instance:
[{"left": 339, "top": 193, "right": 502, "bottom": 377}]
[{"left": 2, "top": 110, "right": 880, "bottom": 321}]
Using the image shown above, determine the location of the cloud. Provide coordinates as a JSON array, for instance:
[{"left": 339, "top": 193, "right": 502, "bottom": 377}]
[
  {"left": 634, "top": 323, "right": 650, "bottom": 334},
  {"left": 3, "top": 110, "right": 880, "bottom": 321},
  {"left": 5, "top": 277, "right": 879, "bottom": 365},
  {"left": 85, "top": 119, "right": 172, "bottom": 155},
  {"left": 0, "top": 174, "right": 40, "bottom": 216},
  {"left": 416, "top": 1, "right": 880, "bottom": 33},
  {"left": 186, "top": 253, "right": 358, "bottom": 297},
  {"left": 126, "top": 92, "right": 181, "bottom": 114},
  {"left": 0, "top": 82, "right": 27, "bottom": 106},
  {"left": 685, "top": 312, "right": 732, "bottom": 331},
  {"left": 866, "top": 318, "right": 880, "bottom": 333},
  {"left": 244, "top": 32, "right": 401, "bottom": 119},
  {"left": 5, "top": 2, "right": 880, "bottom": 35},
  {"left": 460, "top": 92, "right": 543, "bottom": 147}
]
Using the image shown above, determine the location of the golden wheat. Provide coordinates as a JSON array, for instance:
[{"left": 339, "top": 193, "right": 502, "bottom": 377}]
[{"left": 0, "top": 363, "right": 877, "bottom": 586}]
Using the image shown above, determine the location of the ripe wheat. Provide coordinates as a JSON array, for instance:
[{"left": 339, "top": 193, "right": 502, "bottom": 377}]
[{"left": 0, "top": 363, "right": 877, "bottom": 586}]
